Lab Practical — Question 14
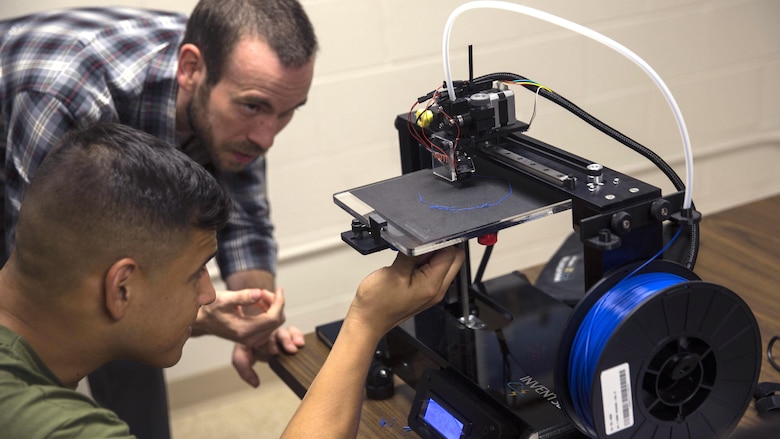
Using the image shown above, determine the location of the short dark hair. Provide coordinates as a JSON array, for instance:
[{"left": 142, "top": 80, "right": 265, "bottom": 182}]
[
  {"left": 182, "top": 0, "right": 318, "bottom": 86},
  {"left": 14, "top": 123, "right": 231, "bottom": 283}
]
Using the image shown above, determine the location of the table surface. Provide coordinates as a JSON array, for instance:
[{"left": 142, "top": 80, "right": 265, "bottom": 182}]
[{"left": 270, "top": 194, "right": 780, "bottom": 438}]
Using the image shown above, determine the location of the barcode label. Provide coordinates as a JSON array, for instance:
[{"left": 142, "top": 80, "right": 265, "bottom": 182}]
[{"left": 600, "top": 363, "right": 634, "bottom": 435}]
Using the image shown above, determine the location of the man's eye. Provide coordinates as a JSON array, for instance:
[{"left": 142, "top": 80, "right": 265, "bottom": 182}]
[{"left": 194, "top": 266, "right": 208, "bottom": 280}]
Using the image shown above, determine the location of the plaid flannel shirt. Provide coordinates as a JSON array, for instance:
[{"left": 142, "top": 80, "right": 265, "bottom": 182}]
[{"left": 0, "top": 8, "right": 277, "bottom": 278}]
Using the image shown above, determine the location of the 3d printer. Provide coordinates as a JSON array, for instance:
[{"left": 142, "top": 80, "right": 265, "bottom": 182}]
[{"left": 330, "top": 4, "right": 762, "bottom": 438}]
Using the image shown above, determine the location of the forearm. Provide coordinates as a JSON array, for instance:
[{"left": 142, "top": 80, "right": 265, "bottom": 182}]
[
  {"left": 281, "top": 249, "right": 463, "bottom": 437},
  {"left": 225, "top": 268, "right": 275, "bottom": 291},
  {"left": 281, "top": 315, "right": 382, "bottom": 438}
]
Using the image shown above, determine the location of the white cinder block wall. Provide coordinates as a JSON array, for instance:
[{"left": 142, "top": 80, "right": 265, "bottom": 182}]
[{"left": 3, "top": 0, "right": 780, "bottom": 388}]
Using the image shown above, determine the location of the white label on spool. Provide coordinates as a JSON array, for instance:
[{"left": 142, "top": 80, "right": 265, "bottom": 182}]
[{"left": 600, "top": 362, "right": 634, "bottom": 435}]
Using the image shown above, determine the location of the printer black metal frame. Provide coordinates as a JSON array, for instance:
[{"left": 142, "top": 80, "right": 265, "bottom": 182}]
[{"left": 335, "top": 75, "right": 709, "bottom": 439}]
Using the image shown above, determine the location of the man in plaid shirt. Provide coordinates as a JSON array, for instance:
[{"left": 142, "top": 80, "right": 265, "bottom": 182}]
[{"left": 0, "top": 0, "right": 316, "bottom": 437}]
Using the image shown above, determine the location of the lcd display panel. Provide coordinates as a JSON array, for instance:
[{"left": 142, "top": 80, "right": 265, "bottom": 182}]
[{"left": 423, "top": 397, "right": 464, "bottom": 439}]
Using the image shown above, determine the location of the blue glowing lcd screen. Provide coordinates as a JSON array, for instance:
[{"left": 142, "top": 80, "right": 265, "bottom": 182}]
[{"left": 423, "top": 397, "right": 464, "bottom": 439}]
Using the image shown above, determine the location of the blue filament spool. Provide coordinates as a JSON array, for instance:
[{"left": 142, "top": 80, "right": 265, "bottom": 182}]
[
  {"left": 569, "top": 272, "right": 686, "bottom": 436},
  {"left": 555, "top": 260, "right": 761, "bottom": 439}
]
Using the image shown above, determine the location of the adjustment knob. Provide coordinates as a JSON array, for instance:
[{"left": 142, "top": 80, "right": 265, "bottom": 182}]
[{"left": 611, "top": 211, "right": 632, "bottom": 235}]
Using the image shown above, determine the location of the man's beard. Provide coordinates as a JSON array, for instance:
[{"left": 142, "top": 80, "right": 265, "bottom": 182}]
[{"left": 185, "top": 86, "right": 216, "bottom": 166}]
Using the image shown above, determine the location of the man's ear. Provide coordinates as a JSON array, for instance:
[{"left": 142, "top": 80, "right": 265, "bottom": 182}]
[
  {"left": 177, "top": 43, "right": 205, "bottom": 93},
  {"left": 104, "top": 258, "right": 139, "bottom": 321}
]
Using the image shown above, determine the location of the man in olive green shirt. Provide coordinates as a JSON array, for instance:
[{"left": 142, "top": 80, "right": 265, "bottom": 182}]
[{"left": 0, "top": 123, "right": 464, "bottom": 438}]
